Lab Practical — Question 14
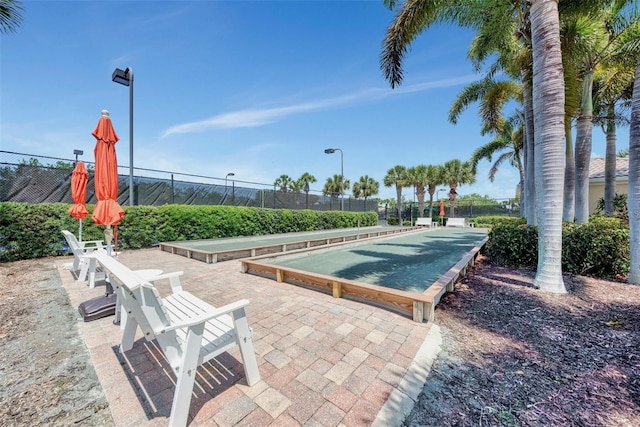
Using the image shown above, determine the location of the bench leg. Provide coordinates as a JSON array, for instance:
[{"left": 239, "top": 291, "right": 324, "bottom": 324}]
[
  {"left": 233, "top": 308, "right": 261, "bottom": 386},
  {"left": 120, "top": 315, "right": 139, "bottom": 353},
  {"left": 78, "top": 257, "right": 91, "bottom": 282},
  {"left": 170, "top": 324, "right": 205, "bottom": 427}
]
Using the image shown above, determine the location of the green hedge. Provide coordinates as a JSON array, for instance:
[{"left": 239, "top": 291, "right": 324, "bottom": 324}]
[
  {"left": 0, "top": 202, "right": 377, "bottom": 262},
  {"left": 471, "top": 215, "right": 526, "bottom": 228},
  {"left": 484, "top": 216, "right": 630, "bottom": 279}
]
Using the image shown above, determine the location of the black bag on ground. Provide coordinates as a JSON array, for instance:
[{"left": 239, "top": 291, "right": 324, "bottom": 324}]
[{"left": 78, "top": 293, "right": 116, "bottom": 322}]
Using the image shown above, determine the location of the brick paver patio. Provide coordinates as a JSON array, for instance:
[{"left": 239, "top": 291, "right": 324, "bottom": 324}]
[{"left": 57, "top": 248, "right": 441, "bottom": 426}]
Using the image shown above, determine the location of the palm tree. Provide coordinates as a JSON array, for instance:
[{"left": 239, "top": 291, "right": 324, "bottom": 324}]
[
  {"left": 449, "top": 77, "right": 523, "bottom": 136},
  {"left": 352, "top": 175, "right": 380, "bottom": 211},
  {"left": 273, "top": 174, "right": 294, "bottom": 193},
  {"left": 441, "top": 159, "right": 476, "bottom": 218},
  {"left": 530, "top": 0, "right": 566, "bottom": 293},
  {"left": 425, "top": 165, "right": 443, "bottom": 218},
  {"left": 628, "top": 56, "right": 640, "bottom": 284},
  {"left": 296, "top": 172, "right": 317, "bottom": 191},
  {"left": 470, "top": 114, "right": 524, "bottom": 194},
  {"left": 570, "top": 2, "right": 640, "bottom": 223},
  {"left": 383, "top": 165, "right": 407, "bottom": 225},
  {"left": 322, "top": 174, "right": 350, "bottom": 210},
  {"left": 0, "top": 0, "right": 23, "bottom": 33},
  {"left": 593, "top": 55, "right": 636, "bottom": 215},
  {"left": 296, "top": 172, "right": 317, "bottom": 208},
  {"left": 450, "top": 77, "right": 524, "bottom": 207},
  {"left": 406, "top": 165, "right": 430, "bottom": 218}
]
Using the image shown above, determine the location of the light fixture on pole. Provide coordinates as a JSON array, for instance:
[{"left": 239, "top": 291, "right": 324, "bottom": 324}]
[
  {"left": 111, "top": 67, "right": 134, "bottom": 206},
  {"left": 324, "top": 147, "right": 344, "bottom": 211},
  {"left": 73, "top": 149, "right": 83, "bottom": 166},
  {"left": 225, "top": 172, "right": 235, "bottom": 188}
]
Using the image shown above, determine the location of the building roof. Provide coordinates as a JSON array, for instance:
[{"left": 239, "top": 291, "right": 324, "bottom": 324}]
[{"left": 589, "top": 157, "right": 629, "bottom": 180}]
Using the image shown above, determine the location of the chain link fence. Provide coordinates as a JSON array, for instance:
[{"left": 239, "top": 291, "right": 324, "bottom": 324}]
[
  {"left": 1, "top": 151, "right": 520, "bottom": 218},
  {"left": 1, "top": 151, "right": 375, "bottom": 212}
]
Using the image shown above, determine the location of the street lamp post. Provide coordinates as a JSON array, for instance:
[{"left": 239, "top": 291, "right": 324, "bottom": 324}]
[
  {"left": 225, "top": 173, "right": 235, "bottom": 205},
  {"left": 324, "top": 148, "right": 344, "bottom": 211},
  {"left": 73, "top": 149, "right": 83, "bottom": 167},
  {"left": 112, "top": 67, "right": 134, "bottom": 206}
]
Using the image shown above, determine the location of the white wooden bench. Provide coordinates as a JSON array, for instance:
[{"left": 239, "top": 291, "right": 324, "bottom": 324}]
[
  {"left": 62, "top": 230, "right": 105, "bottom": 283},
  {"left": 415, "top": 217, "right": 435, "bottom": 227},
  {"left": 446, "top": 218, "right": 468, "bottom": 227},
  {"left": 445, "top": 218, "right": 476, "bottom": 227},
  {"left": 94, "top": 252, "right": 260, "bottom": 427}
]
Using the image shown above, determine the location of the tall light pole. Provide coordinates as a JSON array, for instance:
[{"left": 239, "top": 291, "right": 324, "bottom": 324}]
[
  {"left": 73, "top": 149, "right": 83, "bottom": 167},
  {"left": 324, "top": 147, "right": 344, "bottom": 211},
  {"left": 112, "top": 67, "right": 134, "bottom": 206},
  {"left": 225, "top": 172, "right": 235, "bottom": 188},
  {"left": 225, "top": 173, "right": 234, "bottom": 205}
]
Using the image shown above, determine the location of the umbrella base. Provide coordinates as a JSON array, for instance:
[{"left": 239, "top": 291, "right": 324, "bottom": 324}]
[{"left": 78, "top": 293, "right": 116, "bottom": 322}]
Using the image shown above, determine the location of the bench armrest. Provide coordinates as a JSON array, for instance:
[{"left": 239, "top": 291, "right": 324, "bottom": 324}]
[
  {"left": 158, "top": 298, "right": 250, "bottom": 334},
  {"left": 146, "top": 271, "right": 184, "bottom": 293},
  {"left": 78, "top": 240, "right": 105, "bottom": 248}
]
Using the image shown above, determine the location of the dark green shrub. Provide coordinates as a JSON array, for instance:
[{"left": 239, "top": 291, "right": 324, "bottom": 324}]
[
  {"left": 485, "top": 217, "right": 630, "bottom": 280},
  {"left": 387, "top": 217, "right": 398, "bottom": 225},
  {"left": 484, "top": 223, "right": 538, "bottom": 268},
  {"left": 474, "top": 215, "right": 526, "bottom": 228},
  {"left": 0, "top": 202, "right": 377, "bottom": 261},
  {"left": 562, "top": 219, "right": 629, "bottom": 278}
]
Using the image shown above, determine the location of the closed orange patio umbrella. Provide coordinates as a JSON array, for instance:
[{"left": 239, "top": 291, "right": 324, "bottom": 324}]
[
  {"left": 68, "top": 161, "right": 89, "bottom": 240},
  {"left": 91, "top": 110, "right": 124, "bottom": 236},
  {"left": 439, "top": 198, "right": 445, "bottom": 217}
]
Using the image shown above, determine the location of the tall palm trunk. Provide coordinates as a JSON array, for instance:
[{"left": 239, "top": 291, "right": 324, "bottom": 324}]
[
  {"left": 531, "top": 0, "right": 566, "bottom": 293},
  {"left": 563, "top": 122, "right": 575, "bottom": 221},
  {"left": 574, "top": 72, "right": 595, "bottom": 224},
  {"left": 417, "top": 188, "right": 426, "bottom": 218},
  {"left": 449, "top": 187, "right": 457, "bottom": 218},
  {"left": 604, "top": 105, "right": 617, "bottom": 214},
  {"left": 523, "top": 75, "right": 536, "bottom": 225},
  {"left": 628, "top": 57, "right": 640, "bottom": 285}
]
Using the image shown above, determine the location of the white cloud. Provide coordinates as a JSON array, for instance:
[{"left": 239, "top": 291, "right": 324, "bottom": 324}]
[{"left": 161, "top": 74, "right": 478, "bottom": 138}]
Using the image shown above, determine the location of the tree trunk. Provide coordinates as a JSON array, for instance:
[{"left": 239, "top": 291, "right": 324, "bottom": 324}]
[
  {"left": 604, "top": 107, "right": 617, "bottom": 215},
  {"left": 523, "top": 73, "right": 537, "bottom": 225},
  {"left": 427, "top": 187, "right": 435, "bottom": 218},
  {"left": 574, "top": 71, "right": 594, "bottom": 224},
  {"left": 531, "top": 0, "right": 566, "bottom": 293},
  {"left": 563, "top": 121, "right": 575, "bottom": 222},
  {"left": 449, "top": 186, "right": 457, "bottom": 218},
  {"left": 628, "top": 57, "right": 640, "bottom": 284},
  {"left": 396, "top": 186, "right": 403, "bottom": 226},
  {"left": 417, "top": 187, "right": 426, "bottom": 217}
]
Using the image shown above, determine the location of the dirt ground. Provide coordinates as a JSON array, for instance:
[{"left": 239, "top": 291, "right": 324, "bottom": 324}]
[
  {"left": 0, "top": 258, "right": 113, "bottom": 426},
  {"left": 1, "top": 255, "right": 639, "bottom": 426}
]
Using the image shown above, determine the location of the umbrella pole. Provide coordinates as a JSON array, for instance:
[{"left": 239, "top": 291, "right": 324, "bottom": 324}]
[
  {"left": 78, "top": 219, "right": 83, "bottom": 242},
  {"left": 105, "top": 225, "right": 114, "bottom": 256}
]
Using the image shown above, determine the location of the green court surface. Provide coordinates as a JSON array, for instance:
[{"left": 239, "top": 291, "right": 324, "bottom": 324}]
[
  {"left": 261, "top": 227, "right": 488, "bottom": 293},
  {"left": 162, "top": 226, "right": 400, "bottom": 252}
]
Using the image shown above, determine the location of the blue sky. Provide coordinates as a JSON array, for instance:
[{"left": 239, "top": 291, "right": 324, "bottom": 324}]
[{"left": 1, "top": 1, "right": 624, "bottom": 202}]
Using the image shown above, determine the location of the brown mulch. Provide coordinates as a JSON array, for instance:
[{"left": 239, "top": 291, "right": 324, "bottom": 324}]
[
  {"left": 406, "top": 255, "right": 640, "bottom": 427},
  {"left": 1, "top": 256, "right": 639, "bottom": 426}
]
